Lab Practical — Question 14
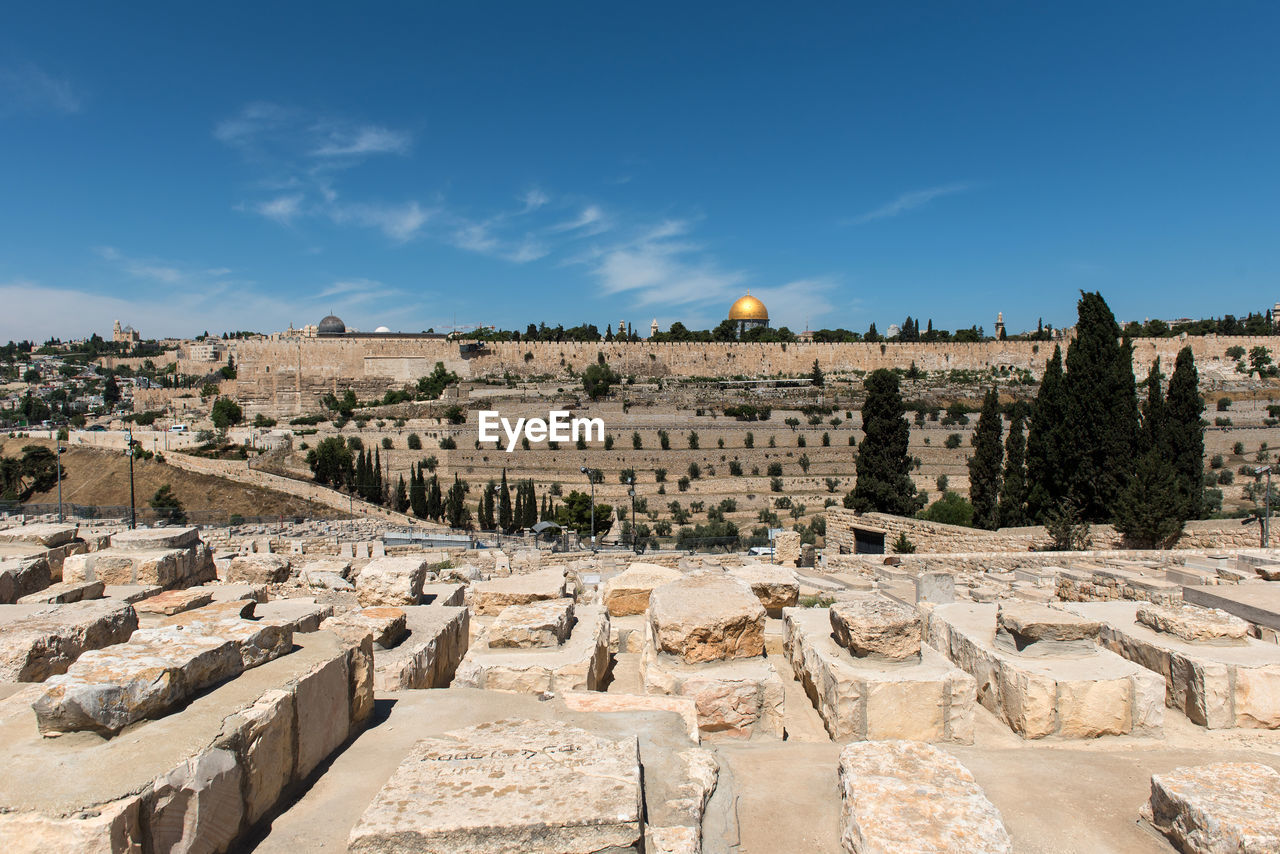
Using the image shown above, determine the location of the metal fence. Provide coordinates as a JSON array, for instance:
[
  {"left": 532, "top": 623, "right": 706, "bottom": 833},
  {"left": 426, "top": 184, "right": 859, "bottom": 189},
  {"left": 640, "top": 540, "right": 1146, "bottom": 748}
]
[{"left": 0, "top": 501, "right": 351, "bottom": 528}]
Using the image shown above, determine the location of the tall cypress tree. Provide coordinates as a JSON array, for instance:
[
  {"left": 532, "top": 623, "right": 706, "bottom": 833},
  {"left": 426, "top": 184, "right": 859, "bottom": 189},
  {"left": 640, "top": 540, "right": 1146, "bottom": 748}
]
[
  {"left": 394, "top": 475, "right": 409, "bottom": 513},
  {"left": 479, "top": 481, "right": 496, "bottom": 530},
  {"left": 498, "top": 470, "right": 513, "bottom": 533},
  {"left": 1139, "top": 358, "right": 1167, "bottom": 455},
  {"left": 445, "top": 475, "right": 471, "bottom": 529},
  {"left": 427, "top": 474, "right": 442, "bottom": 521},
  {"left": 409, "top": 465, "right": 427, "bottom": 518},
  {"left": 1025, "top": 345, "right": 1066, "bottom": 522},
  {"left": 524, "top": 481, "right": 539, "bottom": 528},
  {"left": 1114, "top": 447, "right": 1185, "bottom": 547},
  {"left": 968, "top": 388, "right": 1004, "bottom": 530},
  {"left": 998, "top": 407, "right": 1029, "bottom": 526},
  {"left": 1062, "top": 292, "right": 1139, "bottom": 521},
  {"left": 1165, "top": 347, "right": 1205, "bottom": 519},
  {"left": 845, "top": 369, "right": 924, "bottom": 516}
]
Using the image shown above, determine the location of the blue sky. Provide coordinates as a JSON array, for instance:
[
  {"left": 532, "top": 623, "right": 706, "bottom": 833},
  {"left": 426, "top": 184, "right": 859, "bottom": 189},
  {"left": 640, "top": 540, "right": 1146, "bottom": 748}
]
[{"left": 1, "top": 2, "right": 1277, "bottom": 341}]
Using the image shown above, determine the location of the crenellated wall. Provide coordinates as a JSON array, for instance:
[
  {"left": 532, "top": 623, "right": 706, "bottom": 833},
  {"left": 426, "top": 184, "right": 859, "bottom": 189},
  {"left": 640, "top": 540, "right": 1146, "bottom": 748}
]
[{"left": 231, "top": 334, "right": 1280, "bottom": 415}]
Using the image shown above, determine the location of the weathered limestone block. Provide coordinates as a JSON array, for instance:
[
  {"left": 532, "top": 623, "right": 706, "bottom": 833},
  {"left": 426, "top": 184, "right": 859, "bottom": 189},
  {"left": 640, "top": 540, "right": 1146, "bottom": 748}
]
[
  {"left": 304, "top": 570, "right": 353, "bottom": 592},
  {"left": 640, "top": 621, "right": 785, "bottom": 738},
  {"left": 148, "top": 746, "right": 243, "bottom": 854},
  {"left": 373, "top": 605, "right": 470, "bottom": 691},
  {"left": 63, "top": 542, "right": 216, "bottom": 589},
  {"left": 347, "top": 719, "right": 643, "bottom": 854},
  {"left": 225, "top": 553, "right": 292, "bottom": 585},
  {"left": 420, "top": 581, "right": 465, "bottom": 606},
  {"left": 1136, "top": 603, "right": 1249, "bottom": 645},
  {"left": 929, "top": 603, "right": 1164, "bottom": 739},
  {"left": 785, "top": 607, "right": 974, "bottom": 743},
  {"left": 829, "top": 596, "right": 922, "bottom": 662},
  {"left": 0, "top": 632, "right": 365, "bottom": 854},
  {"left": 773, "top": 530, "right": 802, "bottom": 567},
  {"left": 648, "top": 572, "right": 765, "bottom": 664},
  {"left": 0, "top": 600, "right": 139, "bottom": 682},
  {"left": 134, "top": 588, "right": 214, "bottom": 616},
  {"left": 354, "top": 556, "right": 428, "bottom": 607},
  {"left": 256, "top": 597, "right": 334, "bottom": 633},
  {"left": 1144, "top": 762, "right": 1280, "bottom": 854},
  {"left": 470, "top": 568, "right": 567, "bottom": 615},
  {"left": 563, "top": 691, "right": 702, "bottom": 742},
  {"left": 16, "top": 579, "right": 104, "bottom": 605},
  {"left": 110, "top": 527, "right": 200, "bottom": 551},
  {"left": 838, "top": 740, "right": 1012, "bottom": 854},
  {"left": 323, "top": 606, "right": 408, "bottom": 648},
  {"left": 996, "top": 603, "right": 1101, "bottom": 653},
  {"left": 214, "top": 687, "right": 295, "bottom": 827},
  {"left": 158, "top": 603, "right": 294, "bottom": 670},
  {"left": 602, "top": 563, "right": 682, "bottom": 616},
  {"left": 1065, "top": 601, "right": 1280, "bottom": 729},
  {"left": 453, "top": 605, "right": 608, "bottom": 695},
  {"left": 0, "top": 523, "right": 78, "bottom": 549},
  {"left": 488, "top": 598, "right": 575, "bottom": 648},
  {"left": 34, "top": 627, "right": 243, "bottom": 736},
  {"left": 729, "top": 563, "right": 800, "bottom": 616},
  {"left": 0, "top": 557, "right": 52, "bottom": 604}
]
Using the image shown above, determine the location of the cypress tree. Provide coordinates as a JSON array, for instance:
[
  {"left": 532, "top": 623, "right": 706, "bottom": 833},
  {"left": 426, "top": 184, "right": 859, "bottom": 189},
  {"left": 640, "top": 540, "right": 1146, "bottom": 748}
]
[
  {"left": 1062, "top": 292, "right": 1139, "bottom": 521},
  {"left": 479, "top": 481, "right": 496, "bottom": 530},
  {"left": 1139, "top": 358, "right": 1167, "bottom": 455},
  {"left": 1025, "top": 345, "right": 1066, "bottom": 522},
  {"left": 524, "top": 480, "right": 538, "bottom": 528},
  {"left": 409, "top": 466, "right": 427, "bottom": 518},
  {"left": 445, "top": 474, "right": 471, "bottom": 529},
  {"left": 845, "top": 369, "right": 924, "bottom": 516},
  {"left": 967, "top": 387, "right": 1003, "bottom": 529},
  {"left": 998, "top": 407, "right": 1029, "bottom": 526},
  {"left": 1165, "top": 347, "right": 1205, "bottom": 519},
  {"left": 427, "top": 474, "right": 442, "bottom": 521},
  {"left": 394, "top": 475, "right": 409, "bottom": 513},
  {"left": 498, "top": 470, "right": 513, "bottom": 533},
  {"left": 1114, "top": 448, "right": 1185, "bottom": 547},
  {"left": 373, "top": 448, "right": 384, "bottom": 504}
]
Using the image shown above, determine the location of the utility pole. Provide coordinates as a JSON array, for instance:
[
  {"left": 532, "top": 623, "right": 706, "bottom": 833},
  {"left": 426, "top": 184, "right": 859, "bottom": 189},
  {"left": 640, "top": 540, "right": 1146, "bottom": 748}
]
[
  {"left": 56, "top": 442, "right": 66, "bottom": 522},
  {"left": 580, "top": 466, "right": 596, "bottom": 550},
  {"left": 1259, "top": 466, "right": 1274, "bottom": 548},
  {"left": 627, "top": 476, "right": 637, "bottom": 554},
  {"left": 125, "top": 429, "right": 137, "bottom": 529}
]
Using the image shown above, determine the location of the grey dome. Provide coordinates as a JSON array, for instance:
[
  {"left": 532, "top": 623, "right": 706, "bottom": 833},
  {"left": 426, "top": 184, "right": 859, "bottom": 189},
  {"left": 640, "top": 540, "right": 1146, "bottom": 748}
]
[{"left": 318, "top": 315, "right": 346, "bottom": 334}]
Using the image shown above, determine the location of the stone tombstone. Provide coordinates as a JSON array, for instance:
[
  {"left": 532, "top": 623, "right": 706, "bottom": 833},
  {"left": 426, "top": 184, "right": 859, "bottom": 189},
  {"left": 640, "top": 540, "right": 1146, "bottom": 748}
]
[
  {"left": 340, "top": 542, "right": 354, "bottom": 559},
  {"left": 355, "top": 542, "right": 370, "bottom": 560},
  {"left": 291, "top": 540, "right": 304, "bottom": 555},
  {"left": 800, "top": 543, "right": 815, "bottom": 568},
  {"left": 258, "top": 539, "right": 273, "bottom": 554},
  {"left": 348, "top": 719, "right": 643, "bottom": 853},
  {"left": 372, "top": 541, "right": 386, "bottom": 557},
  {"left": 493, "top": 550, "right": 511, "bottom": 577},
  {"left": 916, "top": 571, "right": 956, "bottom": 605}
]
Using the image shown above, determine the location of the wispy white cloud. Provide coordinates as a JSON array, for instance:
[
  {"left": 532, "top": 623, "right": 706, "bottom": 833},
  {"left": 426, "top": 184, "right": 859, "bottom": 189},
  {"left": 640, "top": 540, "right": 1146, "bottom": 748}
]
[
  {"left": 254, "top": 194, "right": 305, "bottom": 225},
  {"left": 551, "top": 205, "right": 609, "bottom": 235},
  {"left": 520, "top": 188, "right": 550, "bottom": 212},
  {"left": 0, "top": 64, "right": 80, "bottom": 116},
  {"left": 95, "top": 246, "right": 185, "bottom": 285},
  {"left": 328, "top": 200, "right": 433, "bottom": 242},
  {"left": 851, "top": 182, "right": 974, "bottom": 224},
  {"left": 311, "top": 126, "right": 411, "bottom": 157}
]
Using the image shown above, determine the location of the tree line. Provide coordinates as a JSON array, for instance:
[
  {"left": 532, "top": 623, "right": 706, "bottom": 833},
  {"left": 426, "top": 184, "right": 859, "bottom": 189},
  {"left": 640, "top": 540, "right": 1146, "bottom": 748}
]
[{"left": 848, "top": 292, "right": 1208, "bottom": 548}]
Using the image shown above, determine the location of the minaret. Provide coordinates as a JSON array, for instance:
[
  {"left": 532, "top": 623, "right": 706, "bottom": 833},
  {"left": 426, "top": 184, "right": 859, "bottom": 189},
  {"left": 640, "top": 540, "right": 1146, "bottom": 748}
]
[
  {"left": 995, "top": 312, "right": 1006, "bottom": 340},
  {"left": 650, "top": 318, "right": 659, "bottom": 338}
]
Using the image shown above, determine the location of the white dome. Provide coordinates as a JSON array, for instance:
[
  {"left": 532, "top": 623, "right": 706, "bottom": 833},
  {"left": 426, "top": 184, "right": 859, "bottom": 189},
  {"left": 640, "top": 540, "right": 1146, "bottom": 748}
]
[{"left": 374, "top": 326, "right": 391, "bottom": 333}]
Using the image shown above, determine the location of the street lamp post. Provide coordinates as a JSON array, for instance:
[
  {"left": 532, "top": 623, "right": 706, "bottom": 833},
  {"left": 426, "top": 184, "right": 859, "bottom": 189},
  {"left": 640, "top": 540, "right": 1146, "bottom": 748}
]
[
  {"left": 1257, "top": 466, "right": 1274, "bottom": 548},
  {"left": 56, "top": 443, "right": 66, "bottom": 522},
  {"left": 125, "top": 429, "right": 137, "bottom": 530},
  {"left": 580, "top": 466, "right": 595, "bottom": 550},
  {"left": 626, "top": 476, "right": 637, "bottom": 554}
]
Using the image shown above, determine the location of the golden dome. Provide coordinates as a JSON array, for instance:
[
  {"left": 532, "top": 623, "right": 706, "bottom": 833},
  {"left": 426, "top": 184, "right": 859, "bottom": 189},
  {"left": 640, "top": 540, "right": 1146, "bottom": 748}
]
[{"left": 728, "top": 293, "right": 769, "bottom": 321}]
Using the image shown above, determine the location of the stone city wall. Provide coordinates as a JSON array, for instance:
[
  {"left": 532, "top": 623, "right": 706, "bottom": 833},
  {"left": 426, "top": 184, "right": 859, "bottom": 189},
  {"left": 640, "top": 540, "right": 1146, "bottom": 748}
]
[
  {"left": 825, "top": 509, "right": 1267, "bottom": 557},
  {"left": 231, "top": 334, "right": 1280, "bottom": 416}
]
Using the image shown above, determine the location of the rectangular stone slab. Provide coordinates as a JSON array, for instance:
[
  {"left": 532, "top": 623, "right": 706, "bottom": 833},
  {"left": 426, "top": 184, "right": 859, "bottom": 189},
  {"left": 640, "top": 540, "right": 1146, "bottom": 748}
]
[
  {"left": 488, "top": 598, "right": 575, "bottom": 649},
  {"left": 347, "top": 719, "right": 643, "bottom": 854},
  {"left": 929, "top": 603, "right": 1164, "bottom": 739},
  {"left": 828, "top": 595, "right": 922, "bottom": 661},
  {"left": 1145, "top": 762, "right": 1280, "bottom": 854},
  {"left": 1064, "top": 601, "right": 1280, "bottom": 729},
  {"left": 838, "top": 740, "right": 1012, "bottom": 854},
  {"left": 0, "top": 600, "right": 139, "bottom": 682},
  {"left": 373, "top": 605, "right": 469, "bottom": 691},
  {"left": 16, "top": 579, "right": 104, "bottom": 605},
  {"left": 470, "top": 569, "right": 567, "bottom": 615},
  {"left": 453, "top": 606, "right": 608, "bottom": 695},
  {"left": 785, "top": 607, "right": 973, "bottom": 743}
]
